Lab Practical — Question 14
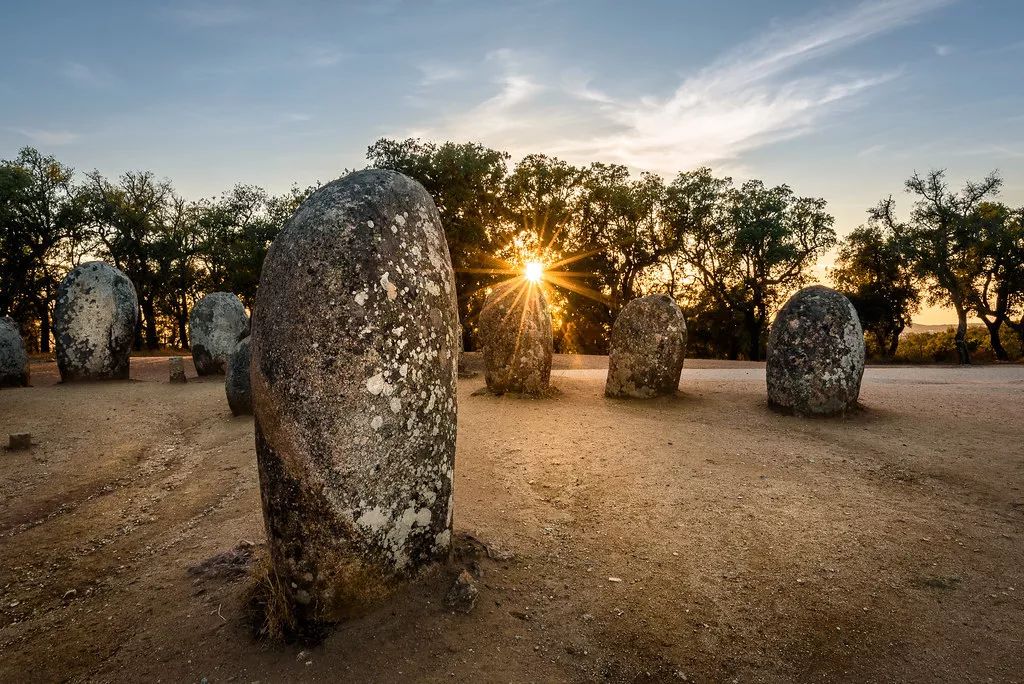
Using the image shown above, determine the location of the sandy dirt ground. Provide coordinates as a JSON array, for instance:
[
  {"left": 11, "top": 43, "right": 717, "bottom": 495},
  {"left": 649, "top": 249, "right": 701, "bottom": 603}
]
[{"left": 1, "top": 354, "right": 1022, "bottom": 683}]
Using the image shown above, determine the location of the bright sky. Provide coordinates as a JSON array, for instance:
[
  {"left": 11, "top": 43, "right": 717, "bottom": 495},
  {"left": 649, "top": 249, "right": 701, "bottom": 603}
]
[{"left": 2, "top": 1, "right": 1022, "bottom": 324}]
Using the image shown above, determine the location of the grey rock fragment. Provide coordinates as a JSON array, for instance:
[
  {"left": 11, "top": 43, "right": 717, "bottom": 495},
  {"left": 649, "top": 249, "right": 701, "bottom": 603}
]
[
  {"left": 766, "top": 285, "right": 865, "bottom": 416},
  {"left": 605, "top": 294, "right": 687, "bottom": 398},
  {"left": 251, "top": 169, "right": 459, "bottom": 628},
  {"left": 54, "top": 261, "right": 138, "bottom": 382}
]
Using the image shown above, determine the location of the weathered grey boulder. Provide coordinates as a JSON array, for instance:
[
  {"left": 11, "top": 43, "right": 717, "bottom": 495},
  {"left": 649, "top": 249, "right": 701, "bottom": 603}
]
[
  {"left": 251, "top": 169, "right": 459, "bottom": 628},
  {"left": 605, "top": 294, "right": 687, "bottom": 398},
  {"left": 225, "top": 335, "right": 251, "bottom": 416},
  {"left": 479, "top": 280, "right": 552, "bottom": 396},
  {"left": 54, "top": 262, "right": 138, "bottom": 382},
  {"left": 189, "top": 292, "right": 248, "bottom": 375},
  {"left": 766, "top": 285, "right": 865, "bottom": 416},
  {"left": 168, "top": 356, "right": 187, "bottom": 383},
  {"left": 0, "top": 317, "right": 29, "bottom": 388}
]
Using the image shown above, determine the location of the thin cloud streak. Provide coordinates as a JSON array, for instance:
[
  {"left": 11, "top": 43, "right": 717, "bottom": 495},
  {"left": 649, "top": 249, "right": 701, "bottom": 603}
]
[
  {"left": 10, "top": 127, "right": 80, "bottom": 145},
  {"left": 407, "top": 0, "right": 954, "bottom": 173}
]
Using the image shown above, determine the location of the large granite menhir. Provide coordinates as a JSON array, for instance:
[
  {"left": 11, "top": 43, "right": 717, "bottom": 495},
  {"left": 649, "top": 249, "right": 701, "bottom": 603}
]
[
  {"left": 225, "top": 335, "right": 252, "bottom": 416},
  {"left": 605, "top": 294, "right": 687, "bottom": 398},
  {"left": 766, "top": 285, "right": 865, "bottom": 416},
  {"left": 0, "top": 316, "right": 29, "bottom": 388},
  {"left": 479, "top": 280, "right": 553, "bottom": 396},
  {"left": 189, "top": 292, "right": 248, "bottom": 375},
  {"left": 251, "top": 169, "right": 459, "bottom": 630},
  {"left": 54, "top": 261, "right": 138, "bottom": 382}
]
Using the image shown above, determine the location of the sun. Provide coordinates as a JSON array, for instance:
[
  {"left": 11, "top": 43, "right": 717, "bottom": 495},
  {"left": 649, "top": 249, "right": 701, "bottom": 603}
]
[{"left": 524, "top": 260, "right": 544, "bottom": 283}]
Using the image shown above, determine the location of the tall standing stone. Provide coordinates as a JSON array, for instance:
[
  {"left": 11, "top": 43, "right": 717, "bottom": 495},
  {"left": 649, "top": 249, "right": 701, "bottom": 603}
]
[
  {"left": 189, "top": 292, "right": 249, "bottom": 375},
  {"left": 0, "top": 316, "right": 30, "bottom": 388},
  {"left": 766, "top": 285, "right": 865, "bottom": 416},
  {"left": 479, "top": 280, "right": 553, "bottom": 396},
  {"left": 225, "top": 335, "right": 252, "bottom": 416},
  {"left": 251, "top": 169, "right": 459, "bottom": 627},
  {"left": 54, "top": 261, "right": 138, "bottom": 382},
  {"left": 605, "top": 294, "right": 687, "bottom": 398}
]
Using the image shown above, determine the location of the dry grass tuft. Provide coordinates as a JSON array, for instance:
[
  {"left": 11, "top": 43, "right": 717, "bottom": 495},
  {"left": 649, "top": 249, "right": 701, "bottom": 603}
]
[{"left": 243, "top": 554, "right": 299, "bottom": 642}]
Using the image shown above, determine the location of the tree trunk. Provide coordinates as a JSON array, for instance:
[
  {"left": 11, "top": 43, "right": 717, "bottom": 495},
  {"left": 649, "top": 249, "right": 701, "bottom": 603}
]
[
  {"left": 745, "top": 308, "right": 763, "bottom": 361},
  {"left": 886, "top": 325, "right": 903, "bottom": 359},
  {"left": 141, "top": 297, "right": 159, "bottom": 350},
  {"left": 38, "top": 303, "right": 51, "bottom": 354},
  {"left": 953, "top": 303, "right": 971, "bottom": 365},
  {"left": 177, "top": 296, "right": 189, "bottom": 349},
  {"left": 982, "top": 316, "right": 1008, "bottom": 361}
]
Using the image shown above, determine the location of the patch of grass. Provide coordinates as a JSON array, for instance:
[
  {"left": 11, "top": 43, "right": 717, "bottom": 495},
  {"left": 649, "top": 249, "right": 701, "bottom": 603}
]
[{"left": 243, "top": 553, "right": 299, "bottom": 642}]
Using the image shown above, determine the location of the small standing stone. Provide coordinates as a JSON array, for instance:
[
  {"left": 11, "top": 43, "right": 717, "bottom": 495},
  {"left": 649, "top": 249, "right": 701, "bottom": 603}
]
[
  {"left": 168, "top": 356, "right": 187, "bottom": 383},
  {"left": 0, "top": 316, "right": 30, "bottom": 388},
  {"left": 54, "top": 261, "right": 138, "bottom": 382},
  {"left": 252, "top": 169, "right": 459, "bottom": 629},
  {"left": 225, "top": 335, "right": 252, "bottom": 416},
  {"left": 8, "top": 433, "right": 31, "bottom": 450},
  {"left": 189, "top": 292, "right": 249, "bottom": 375},
  {"left": 605, "top": 294, "right": 687, "bottom": 398},
  {"left": 766, "top": 285, "right": 865, "bottom": 416},
  {"left": 478, "top": 280, "right": 553, "bottom": 396}
]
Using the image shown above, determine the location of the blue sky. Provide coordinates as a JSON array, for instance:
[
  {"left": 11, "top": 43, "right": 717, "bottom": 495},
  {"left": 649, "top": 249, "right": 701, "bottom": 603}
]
[{"left": 2, "top": 1, "right": 1022, "bottom": 322}]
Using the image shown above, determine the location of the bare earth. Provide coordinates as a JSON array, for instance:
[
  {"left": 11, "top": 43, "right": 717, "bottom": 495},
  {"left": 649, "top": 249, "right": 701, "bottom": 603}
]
[{"left": 1, "top": 355, "right": 1022, "bottom": 683}]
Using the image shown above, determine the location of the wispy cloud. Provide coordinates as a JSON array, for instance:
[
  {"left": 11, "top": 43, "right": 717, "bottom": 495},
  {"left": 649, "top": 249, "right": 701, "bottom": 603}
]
[
  {"left": 10, "top": 128, "right": 80, "bottom": 146},
  {"left": 934, "top": 44, "right": 954, "bottom": 56},
  {"left": 416, "top": 62, "right": 468, "bottom": 87},
  {"left": 406, "top": 0, "right": 954, "bottom": 173},
  {"left": 61, "top": 61, "right": 114, "bottom": 88},
  {"left": 300, "top": 46, "right": 345, "bottom": 68}
]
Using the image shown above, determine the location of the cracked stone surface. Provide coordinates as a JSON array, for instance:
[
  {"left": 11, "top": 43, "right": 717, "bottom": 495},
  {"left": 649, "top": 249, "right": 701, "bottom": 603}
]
[
  {"left": 189, "top": 292, "right": 248, "bottom": 376},
  {"left": 251, "top": 169, "right": 459, "bottom": 628},
  {"left": 479, "top": 281, "right": 553, "bottom": 396},
  {"left": 0, "top": 316, "right": 29, "bottom": 388},
  {"left": 53, "top": 261, "right": 138, "bottom": 382},
  {"left": 766, "top": 285, "right": 865, "bottom": 417},
  {"left": 224, "top": 335, "right": 251, "bottom": 416},
  {"left": 605, "top": 294, "right": 687, "bottom": 399}
]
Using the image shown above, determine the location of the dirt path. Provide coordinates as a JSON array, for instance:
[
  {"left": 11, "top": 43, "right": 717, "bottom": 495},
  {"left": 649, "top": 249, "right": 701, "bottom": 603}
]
[{"left": 1, "top": 357, "right": 1022, "bottom": 682}]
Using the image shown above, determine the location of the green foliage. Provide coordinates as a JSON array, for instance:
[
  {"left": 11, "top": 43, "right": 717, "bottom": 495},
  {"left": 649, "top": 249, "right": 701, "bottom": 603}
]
[
  {"left": 894, "top": 326, "right": 1022, "bottom": 364},
  {"left": 664, "top": 169, "right": 836, "bottom": 360},
  {"left": 832, "top": 220, "right": 919, "bottom": 358}
]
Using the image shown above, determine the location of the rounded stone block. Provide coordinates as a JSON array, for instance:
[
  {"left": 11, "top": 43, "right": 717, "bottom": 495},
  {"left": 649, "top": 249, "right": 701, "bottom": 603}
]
[
  {"left": 0, "top": 316, "right": 30, "bottom": 388},
  {"left": 605, "top": 294, "right": 687, "bottom": 398},
  {"left": 251, "top": 169, "right": 459, "bottom": 627},
  {"left": 225, "top": 335, "right": 251, "bottom": 416},
  {"left": 54, "top": 261, "right": 138, "bottom": 382},
  {"left": 479, "top": 280, "right": 552, "bottom": 396},
  {"left": 766, "top": 285, "right": 865, "bottom": 416},
  {"left": 189, "top": 292, "right": 248, "bottom": 375}
]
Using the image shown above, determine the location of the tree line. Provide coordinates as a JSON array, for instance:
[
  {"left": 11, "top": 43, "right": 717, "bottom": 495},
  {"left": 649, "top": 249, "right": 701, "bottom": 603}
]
[{"left": 2, "top": 141, "right": 1022, "bottom": 363}]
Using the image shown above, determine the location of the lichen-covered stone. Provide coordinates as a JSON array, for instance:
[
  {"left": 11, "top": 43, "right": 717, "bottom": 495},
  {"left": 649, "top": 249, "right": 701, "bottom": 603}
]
[
  {"left": 225, "top": 335, "right": 251, "bottom": 416},
  {"left": 766, "top": 285, "right": 865, "bottom": 416},
  {"left": 54, "top": 261, "right": 138, "bottom": 382},
  {"left": 251, "top": 169, "right": 459, "bottom": 628},
  {"left": 0, "top": 316, "right": 29, "bottom": 388},
  {"left": 168, "top": 356, "right": 187, "bottom": 383},
  {"left": 605, "top": 294, "right": 687, "bottom": 399},
  {"left": 189, "top": 292, "right": 248, "bottom": 375},
  {"left": 479, "top": 280, "right": 552, "bottom": 396}
]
